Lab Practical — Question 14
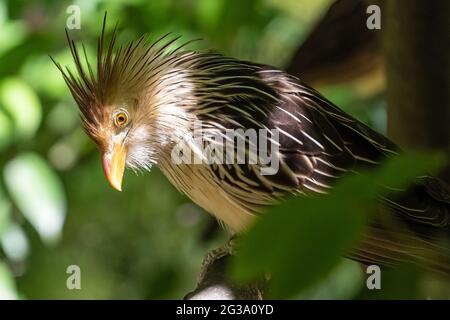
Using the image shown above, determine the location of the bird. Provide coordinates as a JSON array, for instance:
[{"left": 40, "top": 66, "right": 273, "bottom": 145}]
[{"left": 52, "top": 16, "right": 450, "bottom": 276}]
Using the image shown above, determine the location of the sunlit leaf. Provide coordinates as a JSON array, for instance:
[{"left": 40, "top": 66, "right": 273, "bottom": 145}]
[
  {"left": 0, "top": 21, "right": 26, "bottom": 56},
  {"left": 0, "top": 78, "right": 42, "bottom": 139},
  {"left": 4, "top": 152, "right": 66, "bottom": 244},
  {"left": 1, "top": 223, "right": 29, "bottom": 261},
  {"left": 0, "top": 262, "right": 18, "bottom": 300},
  {"left": 20, "top": 55, "right": 70, "bottom": 99},
  {"left": 21, "top": 46, "right": 94, "bottom": 99}
]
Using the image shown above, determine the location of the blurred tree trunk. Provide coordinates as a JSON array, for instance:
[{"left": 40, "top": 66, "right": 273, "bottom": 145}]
[
  {"left": 383, "top": 0, "right": 450, "bottom": 181},
  {"left": 286, "top": 0, "right": 384, "bottom": 94}
]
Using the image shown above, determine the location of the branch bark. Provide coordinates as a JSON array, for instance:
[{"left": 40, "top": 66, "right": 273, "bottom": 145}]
[{"left": 185, "top": 252, "right": 265, "bottom": 300}]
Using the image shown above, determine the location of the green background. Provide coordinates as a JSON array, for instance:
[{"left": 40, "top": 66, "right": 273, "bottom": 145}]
[{"left": 0, "top": 0, "right": 446, "bottom": 299}]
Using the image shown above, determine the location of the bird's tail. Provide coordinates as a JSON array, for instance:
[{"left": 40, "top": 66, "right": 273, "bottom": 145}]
[{"left": 352, "top": 222, "right": 450, "bottom": 277}]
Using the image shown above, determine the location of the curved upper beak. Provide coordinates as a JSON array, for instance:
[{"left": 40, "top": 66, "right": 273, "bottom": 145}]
[{"left": 102, "top": 143, "right": 127, "bottom": 191}]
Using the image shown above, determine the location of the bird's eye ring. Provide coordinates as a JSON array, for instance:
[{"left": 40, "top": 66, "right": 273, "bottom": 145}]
[{"left": 113, "top": 110, "right": 129, "bottom": 127}]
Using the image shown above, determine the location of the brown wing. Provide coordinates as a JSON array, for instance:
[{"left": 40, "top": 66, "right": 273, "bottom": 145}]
[
  {"left": 196, "top": 57, "right": 450, "bottom": 274},
  {"left": 270, "top": 72, "right": 450, "bottom": 274},
  {"left": 245, "top": 65, "right": 450, "bottom": 274}
]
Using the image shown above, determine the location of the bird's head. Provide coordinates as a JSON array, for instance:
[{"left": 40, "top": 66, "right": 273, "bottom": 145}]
[{"left": 52, "top": 16, "right": 197, "bottom": 191}]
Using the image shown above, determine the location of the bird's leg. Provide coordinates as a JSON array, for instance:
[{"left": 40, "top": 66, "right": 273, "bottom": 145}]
[
  {"left": 197, "top": 236, "right": 238, "bottom": 285},
  {"left": 185, "top": 236, "right": 265, "bottom": 300}
]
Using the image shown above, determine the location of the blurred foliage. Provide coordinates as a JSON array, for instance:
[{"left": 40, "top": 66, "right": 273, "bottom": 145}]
[
  {"left": 232, "top": 153, "right": 447, "bottom": 298},
  {"left": 0, "top": 0, "right": 443, "bottom": 300},
  {"left": 0, "top": 0, "right": 334, "bottom": 300}
]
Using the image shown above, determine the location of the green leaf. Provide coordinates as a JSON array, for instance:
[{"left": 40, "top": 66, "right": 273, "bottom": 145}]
[
  {"left": 0, "top": 21, "right": 26, "bottom": 56},
  {"left": 21, "top": 51, "right": 86, "bottom": 99},
  {"left": 0, "top": 261, "right": 18, "bottom": 300},
  {"left": 196, "top": 0, "right": 225, "bottom": 32},
  {"left": 373, "top": 152, "right": 445, "bottom": 190},
  {"left": 0, "top": 78, "right": 42, "bottom": 139},
  {"left": 231, "top": 153, "right": 444, "bottom": 298},
  {"left": 1, "top": 223, "right": 29, "bottom": 261},
  {"left": 4, "top": 152, "right": 66, "bottom": 244},
  {"left": 232, "top": 190, "right": 367, "bottom": 298}
]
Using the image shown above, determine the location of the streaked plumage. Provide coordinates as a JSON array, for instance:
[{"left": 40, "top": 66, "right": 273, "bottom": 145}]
[{"left": 53, "top": 16, "right": 450, "bottom": 276}]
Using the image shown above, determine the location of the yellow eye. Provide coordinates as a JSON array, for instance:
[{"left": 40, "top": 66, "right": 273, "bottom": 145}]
[{"left": 114, "top": 110, "right": 129, "bottom": 127}]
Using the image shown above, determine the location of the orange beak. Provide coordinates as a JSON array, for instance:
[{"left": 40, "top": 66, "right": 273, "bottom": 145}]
[{"left": 102, "top": 143, "right": 127, "bottom": 191}]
